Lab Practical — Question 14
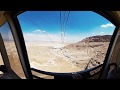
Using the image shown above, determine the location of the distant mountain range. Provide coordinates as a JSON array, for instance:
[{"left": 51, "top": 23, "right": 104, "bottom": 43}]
[
  {"left": 64, "top": 35, "right": 112, "bottom": 49},
  {"left": 80, "top": 35, "right": 112, "bottom": 42},
  {"left": 64, "top": 35, "right": 112, "bottom": 69}
]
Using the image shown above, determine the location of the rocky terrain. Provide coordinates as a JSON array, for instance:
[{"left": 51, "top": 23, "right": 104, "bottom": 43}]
[
  {"left": 81, "top": 35, "right": 111, "bottom": 42},
  {"left": 0, "top": 35, "right": 112, "bottom": 79},
  {"left": 64, "top": 35, "right": 112, "bottom": 69}
]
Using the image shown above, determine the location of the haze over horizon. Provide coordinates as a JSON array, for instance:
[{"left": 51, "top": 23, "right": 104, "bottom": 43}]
[
  {"left": 0, "top": 11, "right": 115, "bottom": 43},
  {"left": 17, "top": 11, "right": 115, "bottom": 43}
]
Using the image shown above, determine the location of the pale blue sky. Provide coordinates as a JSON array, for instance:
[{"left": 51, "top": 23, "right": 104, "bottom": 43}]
[{"left": 17, "top": 11, "right": 115, "bottom": 42}]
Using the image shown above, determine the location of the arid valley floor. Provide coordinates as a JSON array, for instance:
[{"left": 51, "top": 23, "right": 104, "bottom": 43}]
[{"left": 0, "top": 35, "right": 111, "bottom": 78}]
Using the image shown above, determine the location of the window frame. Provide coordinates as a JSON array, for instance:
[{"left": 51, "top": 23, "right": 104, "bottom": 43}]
[
  {"left": 8, "top": 11, "right": 119, "bottom": 79},
  {"left": 3, "top": 11, "right": 33, "bottom": 79},
  {"left": 0, "top": 33, "right": 10, "bottom": 68}
]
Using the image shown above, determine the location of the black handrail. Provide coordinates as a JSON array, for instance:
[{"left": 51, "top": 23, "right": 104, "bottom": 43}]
[
  {"left": 31, "top": 64, "right": 103, "bottom": 79},
  {"left": 31, "top": 68, "right": 73, "bottom": 76}
]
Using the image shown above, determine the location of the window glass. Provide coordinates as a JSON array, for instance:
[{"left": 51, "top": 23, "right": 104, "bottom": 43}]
[
  {"left": 0, "top": 52, "right": 4, "bottom": 65},
  {"left": 17, "top": 11, "right": 115, "bottom": 73},
  {"left": 0, "top": 52, "right": 4, "bottom": 76},
  {"left": 0, "top": 21, "right": 26, "bottom": 79}
]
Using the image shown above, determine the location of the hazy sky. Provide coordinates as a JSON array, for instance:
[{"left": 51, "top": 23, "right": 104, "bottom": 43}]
[{"left": 17, "top": 11, "right": 115, "bottom": 43}]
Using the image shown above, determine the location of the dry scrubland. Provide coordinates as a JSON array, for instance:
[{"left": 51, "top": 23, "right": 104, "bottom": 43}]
[
  {"left": 26, "top": 41, "right": 108, "bottom": 73},
  {"left": 0, "top": 35, "right": 110, "bottom": 78}
]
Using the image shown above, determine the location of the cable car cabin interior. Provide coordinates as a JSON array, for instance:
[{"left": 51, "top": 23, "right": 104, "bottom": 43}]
[{"left": 0, "top": 11, "right": 120, "bottom": 79}]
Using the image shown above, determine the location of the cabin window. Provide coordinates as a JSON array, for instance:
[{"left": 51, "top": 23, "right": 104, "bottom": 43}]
[
  {"left": 17, "top": 11, "right": 115, "bottom": 78},
  {"left": 0, "top": 52, "right": 4, "bottom": 76},
  {"left": 0, "top": 52, "right": 4, "bottom": 65},
  {"left": 0, "top": 21, "right": 26, "bottom": 79}
]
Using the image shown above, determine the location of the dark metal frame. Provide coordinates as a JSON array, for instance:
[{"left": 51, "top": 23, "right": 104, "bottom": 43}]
[
  {"left": 99, "top": 27, "right": 119, "bottom": 79},
  {"left": 3, "top": 11, "right": 119, "bottom": 79},
  {"left": 0, "top": 33, "right": 21, "bottom": 79},
  {"left": 4, "top": 11, "right": 33, "bottom": 79},
  {"left": 0, "top": 33, "right": 10, "bottom": 68}
]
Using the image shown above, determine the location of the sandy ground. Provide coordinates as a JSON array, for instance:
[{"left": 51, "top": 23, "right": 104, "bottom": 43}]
[
  {"left": 25, "top": 42, "right": 81, "bottom": 73},
  {"left": 25, "top": 41, "right": 109, "bottom": 72},
  {"left": 0, "top": 41, "right": 109, "bottom": 79}
]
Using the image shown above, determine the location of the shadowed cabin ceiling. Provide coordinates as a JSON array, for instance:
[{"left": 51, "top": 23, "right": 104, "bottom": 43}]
[{"left": 0, "top": 11, "right": 5, "bottom": 26}]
